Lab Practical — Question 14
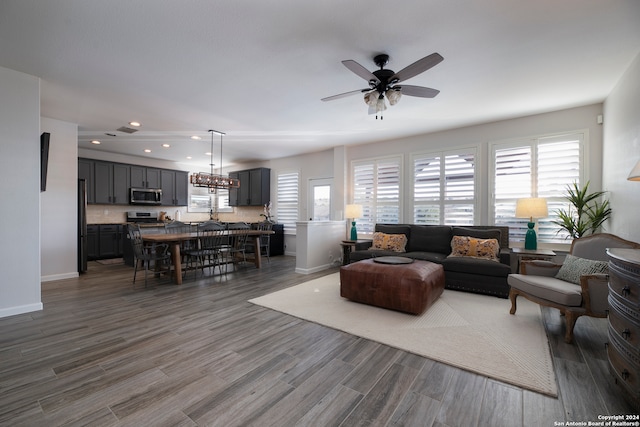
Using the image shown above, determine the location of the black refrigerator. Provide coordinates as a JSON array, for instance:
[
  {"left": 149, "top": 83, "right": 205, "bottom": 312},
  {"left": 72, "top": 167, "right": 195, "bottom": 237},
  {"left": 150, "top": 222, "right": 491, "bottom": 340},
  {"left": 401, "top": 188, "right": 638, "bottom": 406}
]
[{"left": 78, "top": 179, "right": 88, "bottom": 273}]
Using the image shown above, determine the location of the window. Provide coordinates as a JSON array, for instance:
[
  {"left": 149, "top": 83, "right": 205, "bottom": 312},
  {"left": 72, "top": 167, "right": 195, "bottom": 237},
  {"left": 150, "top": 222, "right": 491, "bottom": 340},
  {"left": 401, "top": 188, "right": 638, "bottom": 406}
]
[
  {"left": 412, "top": 148, "right": 476, "bottom": 225},
  {"left": 215, "top": 188, "right": 232, "bottom": 213},
  {"left": 352, "top": 157, "right": 401, "bottom": 233},
  {"left": 276, "top": 171, "right": 299, "bottom": 233},
  {"left": 491, "top": 132, "right": 584, "bottom": 244}
]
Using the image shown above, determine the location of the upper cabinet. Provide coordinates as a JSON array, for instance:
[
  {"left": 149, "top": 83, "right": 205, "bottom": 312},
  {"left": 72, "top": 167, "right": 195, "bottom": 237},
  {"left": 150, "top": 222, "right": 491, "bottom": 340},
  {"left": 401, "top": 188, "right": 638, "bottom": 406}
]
[
  {"left": 161, "top": 170, "right": 188, "bottom": 206},
  {"left": 79, "top": 158, "right": 188, "bottom": 206},
  {"left": 229, "top": 167, "right": 270, "bottom": 206},
  {"left": 94, "top": 161, "right": 130, "bottom": 205},
  {"left": 130, "top": 165, "right": 161, "bottom": 189}
]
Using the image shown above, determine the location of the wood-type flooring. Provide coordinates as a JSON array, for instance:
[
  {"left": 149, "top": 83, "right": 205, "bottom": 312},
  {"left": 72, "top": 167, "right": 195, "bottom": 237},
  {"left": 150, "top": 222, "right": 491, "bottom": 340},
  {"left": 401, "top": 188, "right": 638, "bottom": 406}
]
[{"left": 0, "top": 256, "right": 635, "bottom": 426}]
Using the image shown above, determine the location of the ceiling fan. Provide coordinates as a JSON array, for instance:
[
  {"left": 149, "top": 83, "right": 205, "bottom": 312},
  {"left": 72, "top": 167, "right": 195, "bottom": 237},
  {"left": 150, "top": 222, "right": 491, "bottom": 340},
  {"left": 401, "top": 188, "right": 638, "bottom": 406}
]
[{"left": 321, "top": 52, "right": 443, "bottom": 119}]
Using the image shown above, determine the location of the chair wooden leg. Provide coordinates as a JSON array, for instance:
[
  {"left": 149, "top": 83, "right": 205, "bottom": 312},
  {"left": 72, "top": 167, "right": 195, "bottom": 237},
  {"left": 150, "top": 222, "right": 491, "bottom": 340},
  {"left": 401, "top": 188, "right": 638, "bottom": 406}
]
[
  {"left": 509, "top": 288, "right": 518, "bottom": 315},
  {"left": 563, "top": 310, "right": 580, "bottom": 343}
]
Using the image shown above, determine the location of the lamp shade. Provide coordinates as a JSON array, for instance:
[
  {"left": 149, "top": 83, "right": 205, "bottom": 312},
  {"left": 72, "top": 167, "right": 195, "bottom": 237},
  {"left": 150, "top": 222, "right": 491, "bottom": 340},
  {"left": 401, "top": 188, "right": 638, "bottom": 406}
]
[
  {"left": 345, "top": 204, "right": 363, "bottom": 219},
  {"left": 628, "top": 160, "right": 640, "bottom": 181},
  {"left": 515, "top": 198, "right": 548, "bottom": 220}
]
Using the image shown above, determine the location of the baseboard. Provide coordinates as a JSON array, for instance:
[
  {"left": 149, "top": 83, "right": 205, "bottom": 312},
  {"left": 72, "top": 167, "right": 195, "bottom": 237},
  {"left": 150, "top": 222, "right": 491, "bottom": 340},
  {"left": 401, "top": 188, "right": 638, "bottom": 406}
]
[
  {"left": 0, "top": 302, "right": 43, "bottom": 319},
  {"left": 295, "top": 263, "right": 332, "bottom": 275},
  {"left": 41, "top": 272, "right": 79, "bottom": 282}
]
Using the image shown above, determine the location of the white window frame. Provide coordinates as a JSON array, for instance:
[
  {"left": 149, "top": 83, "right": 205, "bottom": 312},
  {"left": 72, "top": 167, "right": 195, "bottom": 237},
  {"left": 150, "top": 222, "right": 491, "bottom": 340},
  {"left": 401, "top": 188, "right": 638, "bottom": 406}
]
[
  {"left": 214, "top": 188, "right": 233, "bottom": 213},
  {"left": 489, "top": 131, "right": 587, "bottom": 247},
  {"left": 411, "top": 147, "right": 478, "bottom": 225},
  {"left": 276, "top": 170, "right": 300, "bottom": 234},
  {"left": 351, "top": 155, "right": 403, "bottom": 234}
]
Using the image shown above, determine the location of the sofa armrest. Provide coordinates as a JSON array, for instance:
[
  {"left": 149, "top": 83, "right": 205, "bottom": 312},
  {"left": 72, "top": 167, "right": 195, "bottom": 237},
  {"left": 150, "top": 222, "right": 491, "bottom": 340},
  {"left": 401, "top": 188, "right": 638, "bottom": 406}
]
[
  {"left": 579, "top": 273, "right": 609, "bottom": 315},
  {"left": 499, "top": 248, "right": 513, "bottom": 271},
  {"left": 520, "top": 260, "right": 562, "bottom": 277},
  {"left": 354, "top": 240, "right": 373, "bottom": 251}
]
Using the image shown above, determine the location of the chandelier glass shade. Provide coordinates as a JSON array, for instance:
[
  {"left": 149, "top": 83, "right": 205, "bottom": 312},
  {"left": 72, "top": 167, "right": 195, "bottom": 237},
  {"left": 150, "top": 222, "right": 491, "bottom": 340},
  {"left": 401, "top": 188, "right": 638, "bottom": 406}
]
[{"left": 190, "top": 129, "right": 240, "bottom": 192}]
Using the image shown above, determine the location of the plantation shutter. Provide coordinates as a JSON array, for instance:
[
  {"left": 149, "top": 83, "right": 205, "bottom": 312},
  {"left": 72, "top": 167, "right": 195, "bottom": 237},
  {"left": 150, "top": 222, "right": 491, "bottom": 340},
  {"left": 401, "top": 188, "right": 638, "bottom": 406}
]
[
  {"left": 492, "top": 133, "right": 583, "bottom": 244},
  {"left": 413, "top": 150, "right": 476, "bottom": 225},
  {"left": 276, "top": 171, "right": 299, "bottom": 233},
  {"left": 353, "top": 157, "right": 401, "bottom": 233}
]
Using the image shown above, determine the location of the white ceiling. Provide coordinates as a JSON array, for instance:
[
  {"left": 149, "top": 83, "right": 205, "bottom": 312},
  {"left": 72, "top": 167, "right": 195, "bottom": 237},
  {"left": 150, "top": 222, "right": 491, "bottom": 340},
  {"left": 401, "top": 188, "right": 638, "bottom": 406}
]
[{"left": 1, "top": 0, "right": 639, "bottom": 170}]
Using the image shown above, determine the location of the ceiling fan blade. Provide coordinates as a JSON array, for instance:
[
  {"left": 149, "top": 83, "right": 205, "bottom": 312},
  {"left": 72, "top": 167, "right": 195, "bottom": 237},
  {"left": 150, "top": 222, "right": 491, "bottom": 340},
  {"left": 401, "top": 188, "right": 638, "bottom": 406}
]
[
  {"left": 396, "top": 85, "right": 440, "bottom": 98},
  {"left": 342, "top": 60, "right": 380, "bottom": 83},
  {"left": 391, "top": 53, "right": 444, "bottom": 83},
  {"left": 321, "top": 88, "right": 369, "bottom": 102}
]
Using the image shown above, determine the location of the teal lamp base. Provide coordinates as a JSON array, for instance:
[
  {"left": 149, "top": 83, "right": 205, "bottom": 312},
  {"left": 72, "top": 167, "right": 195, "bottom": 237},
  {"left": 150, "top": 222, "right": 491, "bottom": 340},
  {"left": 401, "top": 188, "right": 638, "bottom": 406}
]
[
  {"left": 350, "top": 221, "right": 358, "bottom": 240},
  {"left": 524, "top": 221, "right": 537, "bottom": 250}
]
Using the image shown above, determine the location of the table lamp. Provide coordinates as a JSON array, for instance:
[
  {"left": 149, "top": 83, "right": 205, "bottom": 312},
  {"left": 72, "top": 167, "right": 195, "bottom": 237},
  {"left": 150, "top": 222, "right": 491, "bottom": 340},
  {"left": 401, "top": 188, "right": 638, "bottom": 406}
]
[
  {"left": 515, "top": 198, "right": 548, "bottom": 250},
  {"left": 627, "top": 160, "right": 640, "bottom": 181},
  {"left": 345, "top": 204, "right": 363, "bottom": 240}
]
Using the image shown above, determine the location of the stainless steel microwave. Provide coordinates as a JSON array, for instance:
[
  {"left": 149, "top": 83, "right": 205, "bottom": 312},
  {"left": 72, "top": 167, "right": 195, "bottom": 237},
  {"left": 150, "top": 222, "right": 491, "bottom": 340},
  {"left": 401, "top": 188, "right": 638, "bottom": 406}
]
[{"left": 130, "top": 188, "right": 162, "bottom": 205}]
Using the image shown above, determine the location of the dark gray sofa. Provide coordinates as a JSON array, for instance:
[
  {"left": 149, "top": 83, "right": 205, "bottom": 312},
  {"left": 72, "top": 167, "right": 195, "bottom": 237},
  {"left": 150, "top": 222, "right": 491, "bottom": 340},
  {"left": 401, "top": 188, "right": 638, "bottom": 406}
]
[{"left": 349, "top": 224, "right": 514, "bottom": 298}]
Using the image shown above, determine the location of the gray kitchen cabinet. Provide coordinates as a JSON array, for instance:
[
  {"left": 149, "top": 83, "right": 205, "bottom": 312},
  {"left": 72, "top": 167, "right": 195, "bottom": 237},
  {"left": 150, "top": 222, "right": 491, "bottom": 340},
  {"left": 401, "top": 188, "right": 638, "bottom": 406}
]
[
  {"left": 94, "top": 161, "right": 130, "bottom": 204},
  {"left": 98, "top": 224, "right": 124, "bottom": 259},
  {"left": 79, "top": 158, "right": 187, "bottom": 206},
  {"left": 175, "top": 171, "right": 188, "bottom": 205},
  {"left": 131, "top": 166, "right": 161, "bottom": 189},
  {"left": 94, "top": 161, "right": 113, "bottom": 204},
  {"left": 160, "top": 170, "right": 189, "bottom": 206},
  {"left": 228, "top": 171, "right": 240, "bottom": 206},
  {"left": 112, "top": 163, "right": 130, "bottom": 204},
  {"left": 229, "top": 167, "right": 270, "bottom": 206}
]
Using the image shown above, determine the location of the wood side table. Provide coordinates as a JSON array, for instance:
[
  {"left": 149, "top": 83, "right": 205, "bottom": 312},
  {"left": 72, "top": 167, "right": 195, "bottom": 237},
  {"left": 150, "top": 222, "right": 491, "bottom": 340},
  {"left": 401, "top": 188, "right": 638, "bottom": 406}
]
[
  {"left": 340, "top": 239, "right": 372, "bottom": 265},
  {"left": 512, "top": 247, "right": 556, "bottom": 273}
]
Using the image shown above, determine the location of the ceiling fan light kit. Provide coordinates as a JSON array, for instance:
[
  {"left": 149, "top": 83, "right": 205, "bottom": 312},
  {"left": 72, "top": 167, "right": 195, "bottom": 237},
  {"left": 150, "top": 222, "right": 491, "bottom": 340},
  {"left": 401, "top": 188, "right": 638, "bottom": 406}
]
[{"left": 322, "top": 52, "right": 443, "bottom": 119}]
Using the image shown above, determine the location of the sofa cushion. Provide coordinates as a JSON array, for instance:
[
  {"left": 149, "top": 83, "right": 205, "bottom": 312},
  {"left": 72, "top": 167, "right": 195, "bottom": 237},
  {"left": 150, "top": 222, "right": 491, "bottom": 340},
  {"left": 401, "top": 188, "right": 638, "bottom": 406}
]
[
  {"left": 441, "top": 256, "right": 512, "bottom": 277},
  {"left": 555, "top": 254, "right": 609, "bottom": 285},
  {"left": 408, "top": 225, "right": 452, "bottom": 254},
  {"left": 370, "top": 232, "right": 407, "bottom": 252},
  {"left": 508, "top": 274, "right": 583, "bottom": 306},
  {"left": 375, "top": 224, "right": 411, "bottom": 241},
  {"left": 452, "top": 227, "right": 502, "bottom": 246},
  {"left": 448, "top": 236, "right": 500, "bottom": 262}
]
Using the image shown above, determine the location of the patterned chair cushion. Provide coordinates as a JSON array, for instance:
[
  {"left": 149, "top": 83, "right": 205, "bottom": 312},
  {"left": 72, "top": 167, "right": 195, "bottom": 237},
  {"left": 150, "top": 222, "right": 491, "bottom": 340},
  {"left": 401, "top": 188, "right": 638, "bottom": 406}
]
[{"left": 555, "top": 254, "right": 608, "bottom": 285}]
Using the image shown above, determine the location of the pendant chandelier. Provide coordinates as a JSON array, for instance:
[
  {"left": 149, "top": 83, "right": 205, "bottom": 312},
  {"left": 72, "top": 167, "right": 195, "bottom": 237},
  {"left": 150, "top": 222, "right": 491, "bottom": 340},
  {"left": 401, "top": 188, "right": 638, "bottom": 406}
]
[{"left": 190, "top": 129, "right": 240, "bottom": 193}]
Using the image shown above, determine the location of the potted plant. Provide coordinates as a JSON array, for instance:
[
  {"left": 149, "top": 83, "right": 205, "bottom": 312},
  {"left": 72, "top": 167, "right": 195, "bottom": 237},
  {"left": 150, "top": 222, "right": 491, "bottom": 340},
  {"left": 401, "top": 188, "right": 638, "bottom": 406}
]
[{"left": 552, "top": 181, "right": 612, "bottom": 239}]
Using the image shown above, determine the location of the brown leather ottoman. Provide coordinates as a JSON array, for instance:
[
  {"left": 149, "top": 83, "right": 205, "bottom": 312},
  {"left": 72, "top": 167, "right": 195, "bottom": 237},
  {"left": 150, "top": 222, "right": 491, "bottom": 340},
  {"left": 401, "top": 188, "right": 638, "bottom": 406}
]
[{"left": 340, "top": 258, "right": 445, "bottom": 315}]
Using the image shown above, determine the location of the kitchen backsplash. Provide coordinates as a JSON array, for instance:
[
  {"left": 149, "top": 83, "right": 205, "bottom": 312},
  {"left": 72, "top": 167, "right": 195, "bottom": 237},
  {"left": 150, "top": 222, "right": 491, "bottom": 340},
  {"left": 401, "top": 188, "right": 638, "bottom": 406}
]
[{"left": 87, "top": 205, "right": 266, "bottom": 224}]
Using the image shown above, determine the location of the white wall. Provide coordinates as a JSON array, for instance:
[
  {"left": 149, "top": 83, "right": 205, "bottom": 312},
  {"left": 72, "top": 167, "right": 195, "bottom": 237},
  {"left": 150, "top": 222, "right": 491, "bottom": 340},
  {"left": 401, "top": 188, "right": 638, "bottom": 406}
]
[
  {"left": 295, "top": 221, "right": 344, "bottom": 274},
  {"left": 0, "top": 66, "right": 42, "bottom": 317},
  {"left": 41, "top": 117, "right": 79, "bottom": 281},
  {"left": 603, "top": 52, "right": 640, "bottom": 243}
]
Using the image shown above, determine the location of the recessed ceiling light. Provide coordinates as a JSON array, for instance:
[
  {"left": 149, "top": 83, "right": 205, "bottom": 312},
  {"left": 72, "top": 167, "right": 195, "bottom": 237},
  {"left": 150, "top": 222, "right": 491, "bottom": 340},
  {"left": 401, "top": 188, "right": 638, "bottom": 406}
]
[
  {"left": 144, "top": 149, "right": 151, "bottom": 153},
  {"left": 186, "top": 156, "right": 192, "bottom": 160},
  {"left": 205, "top": 152, "right": 212, "bottom": 156},
  {"left": 129, "top": 121, "right": 141, "bottom": 127},
  {"left": 191, "top": 136, "right": 201, "bottom": 140},
  {"left": 162, "top": 144, "right": 170, "bottom": 148},
  {"left": 91, "top": 140, "right": 101, "bottom": 145}
]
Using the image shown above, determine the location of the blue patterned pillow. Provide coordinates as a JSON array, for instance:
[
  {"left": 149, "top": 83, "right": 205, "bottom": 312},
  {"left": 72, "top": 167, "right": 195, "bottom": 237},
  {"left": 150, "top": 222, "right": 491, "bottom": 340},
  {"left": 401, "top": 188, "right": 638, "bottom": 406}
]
[{"left": 555, "top": 254, "right": 608, "bottom": 285}]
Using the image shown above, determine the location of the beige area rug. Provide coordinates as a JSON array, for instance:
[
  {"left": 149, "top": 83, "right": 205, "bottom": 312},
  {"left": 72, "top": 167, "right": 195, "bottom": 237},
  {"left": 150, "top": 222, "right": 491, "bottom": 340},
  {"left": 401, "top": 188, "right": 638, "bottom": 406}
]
[{"left": 249, "top": 273, "right": 557, "bottom": 396}]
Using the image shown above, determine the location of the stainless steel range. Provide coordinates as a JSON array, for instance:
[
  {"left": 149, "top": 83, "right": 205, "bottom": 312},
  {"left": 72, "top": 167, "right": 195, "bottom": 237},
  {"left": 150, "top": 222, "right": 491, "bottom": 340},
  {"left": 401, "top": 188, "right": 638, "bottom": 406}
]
[{"left": 126, "top": 211, "right": 159, "bottom": 223}]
